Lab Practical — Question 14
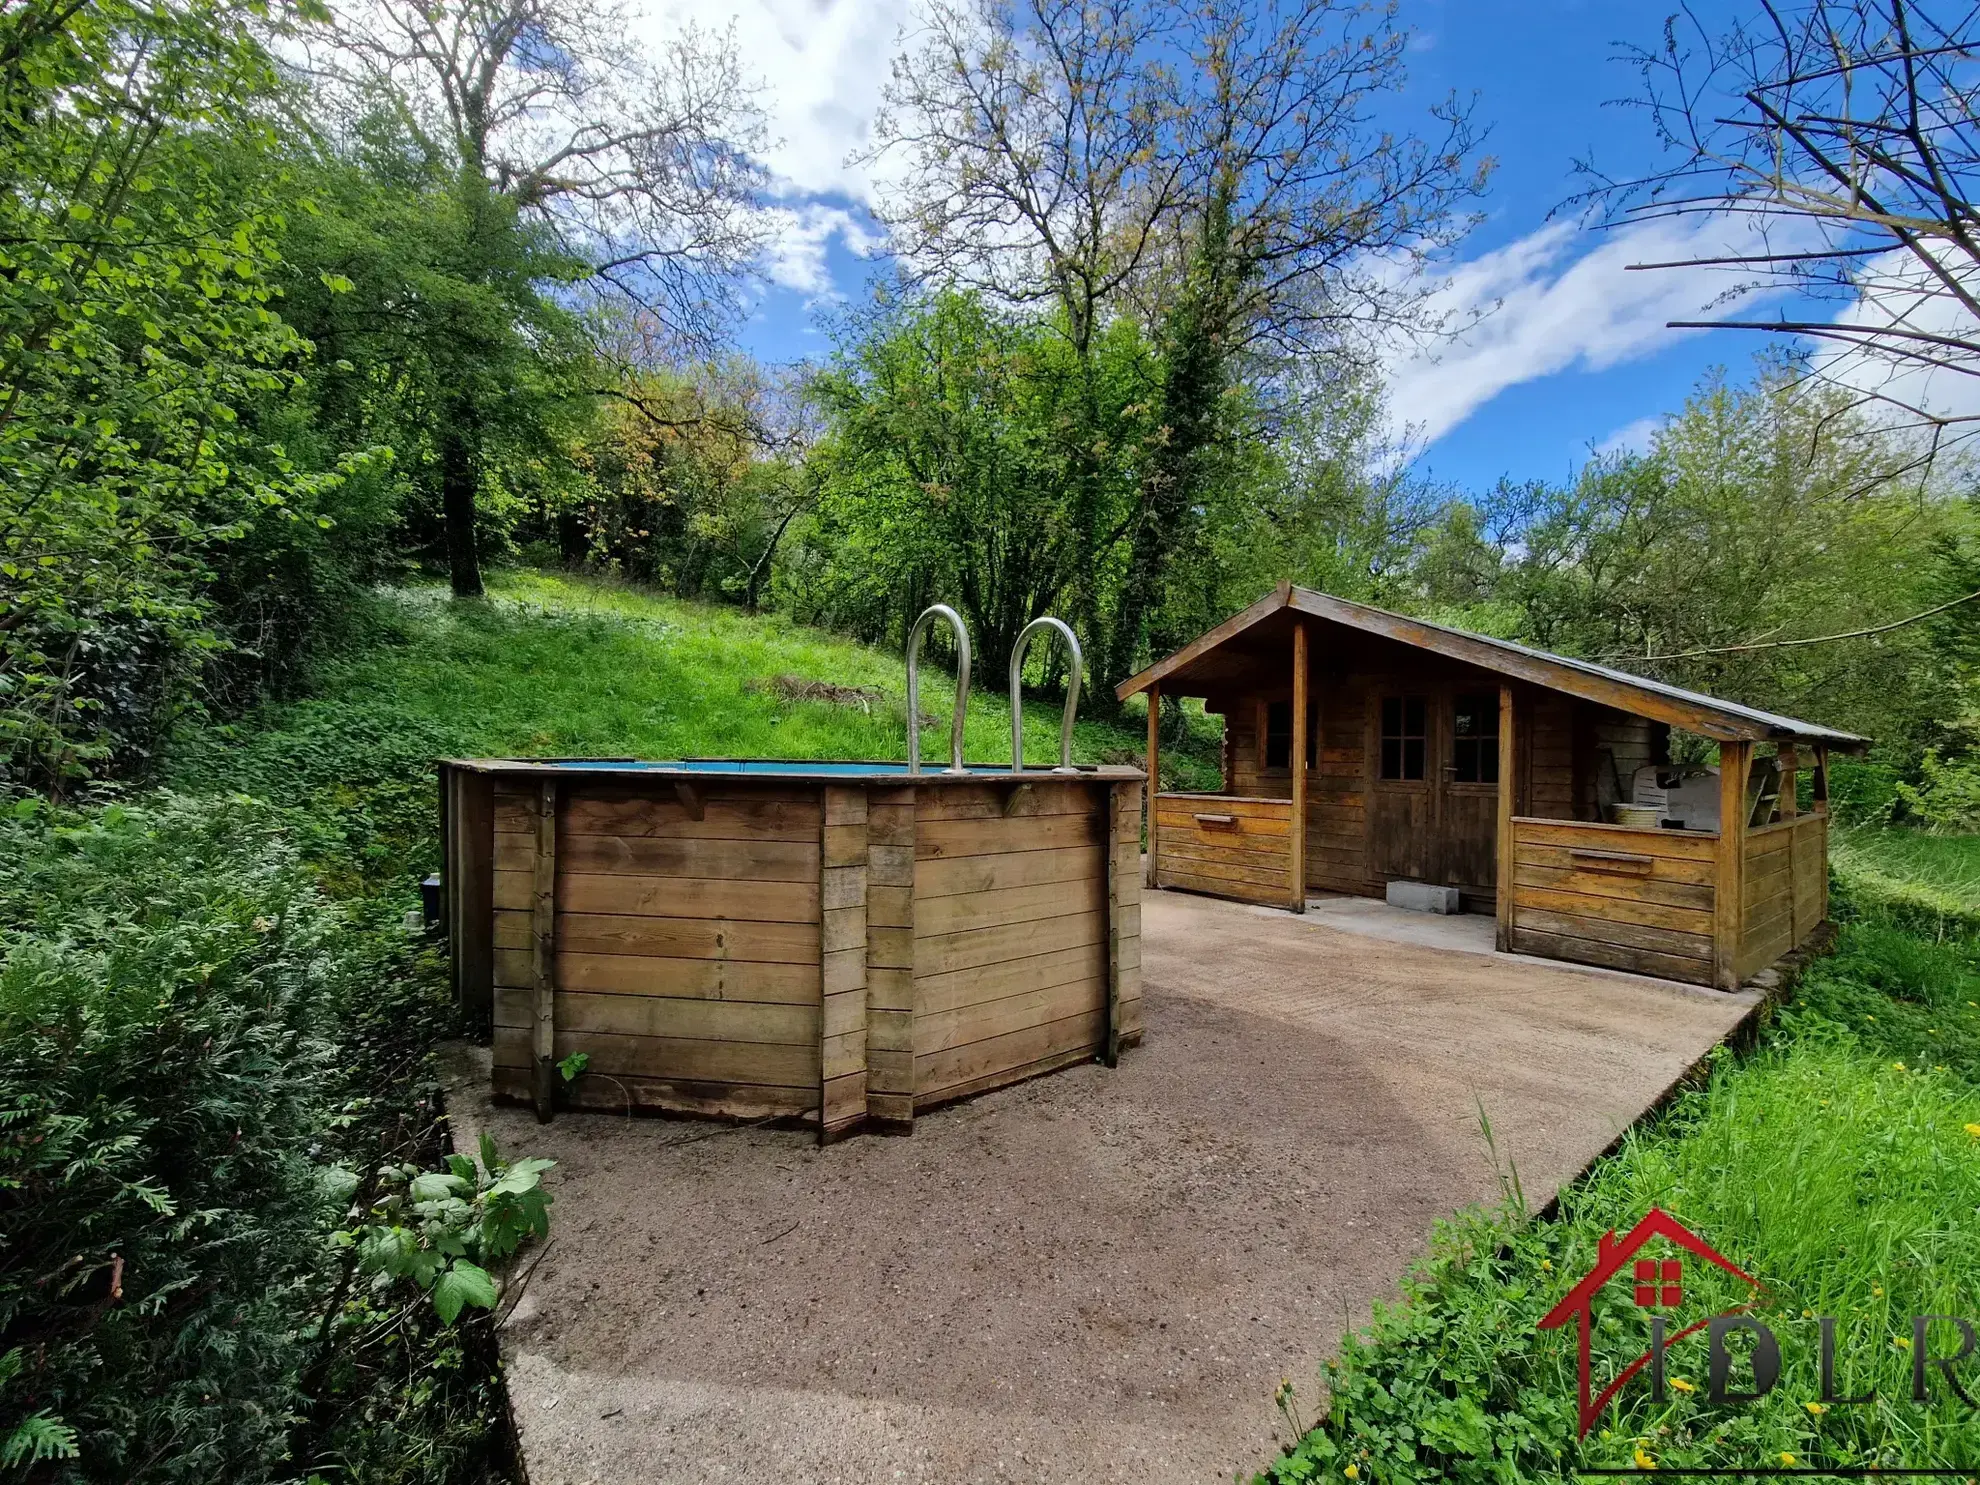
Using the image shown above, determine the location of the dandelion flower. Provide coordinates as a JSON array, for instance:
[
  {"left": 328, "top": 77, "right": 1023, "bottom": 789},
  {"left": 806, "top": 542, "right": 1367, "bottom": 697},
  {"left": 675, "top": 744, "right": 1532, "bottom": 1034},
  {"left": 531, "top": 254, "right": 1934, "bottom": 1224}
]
[
  {"left": 1966, "top": 1123, "right": 1980, "bottom": 1139},
  {"left": 1897, "top": 1335, "right": 1913, "bottom": 1350},
  {"left": 1806, "top": 1401, "right": 1827, "bottom": 1415},
  {"left": 1873, "top": 1285, "right": 1885, "bottom": 1298},
  {"left": 1344, "top": 1467, "right": 1359, "bottom": 1481},
  {"left": 1781, "top": 1454, "right": 1797, "bottom": 1468},
  {"left": 1894, "top": 1061, "right": 1908, "bottom": 1071},
  {"left": 1635, "top": 1446, "right": 1657, "bottom": 1469},
  {"left": 1669, "top": 1377, "right": 1695, "bottom": 1393},
  {"left": 1541, "top": 1259, "right": 1552, "bottom": 1272}
]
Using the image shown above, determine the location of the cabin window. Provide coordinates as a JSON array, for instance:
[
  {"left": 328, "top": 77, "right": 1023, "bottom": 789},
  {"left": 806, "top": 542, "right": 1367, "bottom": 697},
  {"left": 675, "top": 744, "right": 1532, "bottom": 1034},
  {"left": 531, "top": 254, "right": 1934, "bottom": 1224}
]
[
  {"left": 1379, "top": 696, "right": 1427, "bottom": 781},
  {"left": 1264, "top": 701, "right": 1319, "bottom": 771},
  {"left": 1451, "top": 693, "right": 1500, "bottom": 784}
]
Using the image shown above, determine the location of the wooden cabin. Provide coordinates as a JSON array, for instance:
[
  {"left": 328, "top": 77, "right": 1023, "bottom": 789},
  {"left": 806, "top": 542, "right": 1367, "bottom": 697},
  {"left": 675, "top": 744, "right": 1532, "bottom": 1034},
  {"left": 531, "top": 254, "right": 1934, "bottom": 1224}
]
[{"left": 1116, "top": 584, "right": 1868, "bottom": 990}]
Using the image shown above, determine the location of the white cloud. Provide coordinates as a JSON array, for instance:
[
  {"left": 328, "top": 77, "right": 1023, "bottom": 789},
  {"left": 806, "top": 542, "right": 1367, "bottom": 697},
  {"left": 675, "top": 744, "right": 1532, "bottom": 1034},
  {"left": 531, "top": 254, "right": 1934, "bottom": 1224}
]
[
  {"left": 631, "top": 0, "right": 913, "bottom": 204},
  {"left": 1382, "top": 215, "right": 1799, "bottom": 446},
  {"left": 1818, "top": 244, "right": 1980, "bottom": 433},
  {"left": 759, "top": 202, "right": 884, "bottom": 300},
  {"left": 1594, "top": 414, "right": 1664, "bottom": 457}
]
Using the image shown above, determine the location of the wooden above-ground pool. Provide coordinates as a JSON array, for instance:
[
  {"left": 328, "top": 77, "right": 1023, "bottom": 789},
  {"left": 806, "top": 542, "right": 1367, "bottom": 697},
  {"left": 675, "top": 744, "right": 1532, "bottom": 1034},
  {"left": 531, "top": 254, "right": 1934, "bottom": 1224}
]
[{"left": 439, "top": 758, "right": 1145, "bottom": 1141}]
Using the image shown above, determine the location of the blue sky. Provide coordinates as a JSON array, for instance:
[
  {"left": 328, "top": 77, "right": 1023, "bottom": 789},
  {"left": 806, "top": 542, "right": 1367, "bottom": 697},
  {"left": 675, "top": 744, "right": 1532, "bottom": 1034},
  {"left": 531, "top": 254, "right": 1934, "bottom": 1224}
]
[{"left": 639, "top": 1, "right": 1807, "bottom": 495}]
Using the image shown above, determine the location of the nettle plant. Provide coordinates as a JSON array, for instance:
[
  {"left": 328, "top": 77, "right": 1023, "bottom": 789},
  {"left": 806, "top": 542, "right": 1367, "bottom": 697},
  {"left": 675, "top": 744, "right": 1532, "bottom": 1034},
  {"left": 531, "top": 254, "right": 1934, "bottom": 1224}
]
[{"left": 334, "top": 1135, "right": 555, "bottom": 1324}]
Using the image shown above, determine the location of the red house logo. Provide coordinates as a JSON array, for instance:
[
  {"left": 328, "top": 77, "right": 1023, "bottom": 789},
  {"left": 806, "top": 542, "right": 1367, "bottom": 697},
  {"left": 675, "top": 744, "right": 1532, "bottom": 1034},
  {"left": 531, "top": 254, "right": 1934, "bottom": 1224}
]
[{"left": 1538, "top": 1208, "right": 1763, "bottom": 1437}]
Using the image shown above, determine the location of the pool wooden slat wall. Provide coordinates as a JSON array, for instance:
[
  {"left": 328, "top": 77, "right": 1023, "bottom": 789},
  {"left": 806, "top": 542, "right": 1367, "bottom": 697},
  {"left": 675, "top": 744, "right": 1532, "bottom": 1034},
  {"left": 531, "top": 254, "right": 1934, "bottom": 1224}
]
[
  {"left": 455, "top": 765, "right": 1146, "bottom": 1139},
  {"left": 911, "top": 780, "right": 1110, "bottom": 1110},
  {"left": 489, "top": 779, "right": 824, "bottom": 1120}
]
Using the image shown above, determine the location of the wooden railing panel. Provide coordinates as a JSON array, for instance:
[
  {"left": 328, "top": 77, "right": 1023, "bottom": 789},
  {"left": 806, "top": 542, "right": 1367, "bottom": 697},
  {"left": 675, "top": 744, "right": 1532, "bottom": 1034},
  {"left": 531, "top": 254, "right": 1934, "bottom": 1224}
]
[
  {"left": 1738, "top": 814, "right": 1828, "bottom": 980},
  {"left": 1151, "top": 793, "right": 1294, "bottom": 906},
  {"left": 1506, "top": 817, "right": 1718, "bottom": 986}
]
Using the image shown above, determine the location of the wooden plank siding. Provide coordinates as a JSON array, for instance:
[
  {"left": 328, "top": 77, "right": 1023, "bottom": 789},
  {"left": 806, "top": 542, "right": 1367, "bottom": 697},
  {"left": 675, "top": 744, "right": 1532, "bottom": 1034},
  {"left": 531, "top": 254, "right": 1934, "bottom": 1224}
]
[
  {"left": 1737, "top": 813, "right": 1828, "bottom": 981},
  {"left": 473, "top": 769, "right": 1139, "bottom": 1133},
  {"left": 1504, "top": 817, "right": 1719, "bottom": 986},
  {"left": 910, "top": 780, "right": 1114, "bottom": 1109},
  {"left": 490, "top": 781, "right": 824, "bottom": 1121},
  {"left": 1149, "top": 793, "right": 1293, "bottom": 905}
]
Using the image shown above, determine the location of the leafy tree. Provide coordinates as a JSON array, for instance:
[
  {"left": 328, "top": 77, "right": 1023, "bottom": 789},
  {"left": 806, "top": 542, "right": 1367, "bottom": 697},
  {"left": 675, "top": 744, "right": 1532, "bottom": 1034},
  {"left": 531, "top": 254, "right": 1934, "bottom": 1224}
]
[
  {"left": 1422, "top": 363, "right": 1958, "bottom": 751},
  {"left": 798, "top": 290, "right": 1158, "bottom": 676},
  {"left": 309, "top": 0, "right": 767, "bottom": 595},
  {"left": 867, "top": 0, "right": 1491, "bottom": 685},
  {"left": 0, "top": 0, "right": 366, "bottom": 793},
  {"left": 567, "top": 357, "right": 813, "bottom": 608},
  {"left": 271, "top": 125, "right": 591, "bottom": 605}
]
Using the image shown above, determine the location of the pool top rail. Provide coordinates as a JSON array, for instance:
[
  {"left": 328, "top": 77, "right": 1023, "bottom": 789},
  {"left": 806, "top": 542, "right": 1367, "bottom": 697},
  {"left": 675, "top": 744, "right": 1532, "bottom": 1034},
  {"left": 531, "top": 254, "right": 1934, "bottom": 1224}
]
[{"left": 443, "top": 757, "right": 1147, "bottom": 783}]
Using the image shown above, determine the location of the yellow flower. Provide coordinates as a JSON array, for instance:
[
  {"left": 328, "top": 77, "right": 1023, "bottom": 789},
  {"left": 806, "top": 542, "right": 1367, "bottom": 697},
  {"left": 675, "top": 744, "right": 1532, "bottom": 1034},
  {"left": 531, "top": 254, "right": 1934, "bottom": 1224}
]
[
  {"left": 1897, "top": 1335, "right": 1914, "bottom": 1350},
  {"left": 1806, "top": 1401, "right": 1828, "bottom": 1415},
  {"left": 1344, "top": 1468, "right": 1359, "bottom": 1481},
  {"left": 1965, "top": 1123, "right": 1980, "bottom": 1139},
  {"left": 1868, "top": 1014, "right": 1878, "bottom": 1021},
  {"left": 1781, "top": 1453, "right": 1797, "bottom": 1468},
  {"left": 1894, "top": 1061, "right": 1908, "bottom": 1071},
  {"left": 1873, "top": 1285, "right": 1885, "bottom": 1298},
  {"left": 1667, "top": 1377, "right": 1695, "bottom": 1393},
  {"left": 1634, "top": 1446, "right": 1657, "bottom": 1469},
  {"left": 1802, "top": 1309, "right": 1814, "bottom": 1319},
  {"left": 1541, "top": 1259, "right": 1553, "bottom": 1272}
]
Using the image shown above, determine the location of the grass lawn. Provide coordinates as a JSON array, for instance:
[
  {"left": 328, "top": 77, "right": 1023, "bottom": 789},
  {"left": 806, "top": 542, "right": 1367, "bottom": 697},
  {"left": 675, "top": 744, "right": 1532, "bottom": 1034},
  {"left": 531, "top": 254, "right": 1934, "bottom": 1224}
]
[
  {"left": 1258, "top": 850, "right": 1980, "bottom": 1481},
  {"left": 1833, "top": 824, "right": 1980, "bottom": 932}
]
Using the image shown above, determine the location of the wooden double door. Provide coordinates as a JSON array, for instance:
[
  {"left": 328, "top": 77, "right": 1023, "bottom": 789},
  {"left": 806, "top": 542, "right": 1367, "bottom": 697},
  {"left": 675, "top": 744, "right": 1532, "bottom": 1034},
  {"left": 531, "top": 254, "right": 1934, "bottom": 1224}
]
[{"left": 1367, "top": 684, "right": 1503, "bottom": 904}]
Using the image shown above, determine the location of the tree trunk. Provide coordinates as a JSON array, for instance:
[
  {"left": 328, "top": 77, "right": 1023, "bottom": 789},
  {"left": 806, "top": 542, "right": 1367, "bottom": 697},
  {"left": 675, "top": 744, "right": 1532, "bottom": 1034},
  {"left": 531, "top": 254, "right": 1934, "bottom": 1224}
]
[{"left": 441, "top": 415, "right": 484, "bottom": 598}]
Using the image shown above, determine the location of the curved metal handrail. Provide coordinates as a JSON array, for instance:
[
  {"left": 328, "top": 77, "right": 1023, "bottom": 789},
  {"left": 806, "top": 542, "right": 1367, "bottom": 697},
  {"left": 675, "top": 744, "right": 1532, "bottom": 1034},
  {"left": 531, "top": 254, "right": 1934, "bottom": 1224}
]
[
  {"left": 1008, "top": 616, "right": 1083, "bottom": 774},
  {"left": 906, "top": 603, "right": 972, "bottom": 775}
]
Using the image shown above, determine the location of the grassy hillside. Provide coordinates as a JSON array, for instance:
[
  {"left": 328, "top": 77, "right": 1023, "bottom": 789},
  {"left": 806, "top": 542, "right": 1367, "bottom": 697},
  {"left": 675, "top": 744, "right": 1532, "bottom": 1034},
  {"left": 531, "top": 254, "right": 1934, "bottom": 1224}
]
[{"left": 167, "top": 570, "right": 1215, "bottom": 896}]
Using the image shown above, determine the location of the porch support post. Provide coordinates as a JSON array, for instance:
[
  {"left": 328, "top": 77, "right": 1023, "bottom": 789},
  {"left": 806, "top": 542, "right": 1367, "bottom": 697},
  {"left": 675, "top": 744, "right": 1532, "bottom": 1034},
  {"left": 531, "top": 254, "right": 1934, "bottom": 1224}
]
[
  {"left": 1496, "top": 684, "right": 1515, "bottom": 952},
  {"left": 1289, "top": 620, "right": 1308, "bottom": 912},
  {"left": 1715, "top": 740, "right": 1752, "bottom": 992},
  {"left": 1811, "top": 744, "right": 1829, "bottom": 815},
  {"left": 1145, "top": 684, "right": 1161, "bottom": 890}
]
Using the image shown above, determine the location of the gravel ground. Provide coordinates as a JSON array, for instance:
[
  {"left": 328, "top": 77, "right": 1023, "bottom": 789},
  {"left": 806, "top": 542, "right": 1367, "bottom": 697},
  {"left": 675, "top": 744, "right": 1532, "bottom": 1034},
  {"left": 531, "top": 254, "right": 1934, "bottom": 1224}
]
[{"left": 447, "top": 888, "right": 1756, "bottom": 1485}]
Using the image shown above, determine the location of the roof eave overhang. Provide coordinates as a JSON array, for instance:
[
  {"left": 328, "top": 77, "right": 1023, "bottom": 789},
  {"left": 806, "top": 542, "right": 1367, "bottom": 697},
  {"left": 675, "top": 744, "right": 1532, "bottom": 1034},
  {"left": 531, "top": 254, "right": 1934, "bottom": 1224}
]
[{"left": 1115, "top": 584, "right": 1870, "bottom": 753}]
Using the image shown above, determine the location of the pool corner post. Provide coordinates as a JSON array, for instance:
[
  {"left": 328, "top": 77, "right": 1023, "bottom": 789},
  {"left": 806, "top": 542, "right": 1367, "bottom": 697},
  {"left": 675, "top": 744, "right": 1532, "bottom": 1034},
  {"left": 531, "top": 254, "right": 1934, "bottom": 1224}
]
[
  {"left": 1105, "top": 777, "right": 1145, "bottom": 1063},
  {"left": 819, "top": 784, "right": 871, "bottom": 1143},
  {"left": 530, "top": 778, "right": 559, "bottom": 1124}
]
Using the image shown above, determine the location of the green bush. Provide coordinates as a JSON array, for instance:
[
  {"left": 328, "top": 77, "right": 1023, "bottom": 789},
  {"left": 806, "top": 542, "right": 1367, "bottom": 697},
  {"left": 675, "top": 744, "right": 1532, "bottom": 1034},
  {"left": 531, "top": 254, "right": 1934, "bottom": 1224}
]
[
  {"left": 0, "top": 791, "right": 524, "bottom": 1483},
  {"left": 0, "top": 795, "right": 349, "bottom": 1478}
]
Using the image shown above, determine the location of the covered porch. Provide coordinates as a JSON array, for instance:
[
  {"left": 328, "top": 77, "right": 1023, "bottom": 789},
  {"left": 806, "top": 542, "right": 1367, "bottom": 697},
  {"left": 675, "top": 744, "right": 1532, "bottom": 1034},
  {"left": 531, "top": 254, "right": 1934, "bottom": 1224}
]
[{"left": 1120, "top": 584, "right": 1866, "bottom": 991}]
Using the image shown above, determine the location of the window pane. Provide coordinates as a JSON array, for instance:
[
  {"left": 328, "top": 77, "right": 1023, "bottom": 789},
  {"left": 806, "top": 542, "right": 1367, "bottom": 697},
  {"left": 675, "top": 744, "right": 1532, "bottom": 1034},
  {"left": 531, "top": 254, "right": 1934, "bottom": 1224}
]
[
  {"left": 1265, "top": 699, "right": 1291, "bottom": 769},
  {"left": 1403, "top": 738, "right": 1425, "bottom": 780},
  {"left": 1453, "top": 741, "right": 1478, "bottom": 784},
  {"left": 1404, "top": 697, "right": 1426, "bottom": 737},
  {"left": 1382, "top": 696, "right": 1402, "bottom": 737},
  {"left": 1381, "top": 738, "right": 1402, "bottom": 779},
  {"left": 1480, "top": 738, "right": 1499, "bottom": 784}
]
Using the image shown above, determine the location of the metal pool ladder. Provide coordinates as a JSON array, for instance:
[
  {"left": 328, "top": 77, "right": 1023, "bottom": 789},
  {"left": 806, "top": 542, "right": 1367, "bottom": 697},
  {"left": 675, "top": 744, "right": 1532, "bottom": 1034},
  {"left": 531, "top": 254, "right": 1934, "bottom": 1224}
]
[
  {"left": 1009, "top": 616, "right": 1083, "bottom": 774},
  {"left": 906, "top": 603, "right": 972, "bottom": 775}
]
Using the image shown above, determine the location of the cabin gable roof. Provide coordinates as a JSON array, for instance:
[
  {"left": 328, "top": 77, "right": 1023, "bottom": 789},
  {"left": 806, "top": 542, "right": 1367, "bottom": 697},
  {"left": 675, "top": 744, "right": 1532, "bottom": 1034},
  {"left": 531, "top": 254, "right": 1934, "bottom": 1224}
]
[{"left": 1114, "top": 583, "right": 1869, "bottom": 752}]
